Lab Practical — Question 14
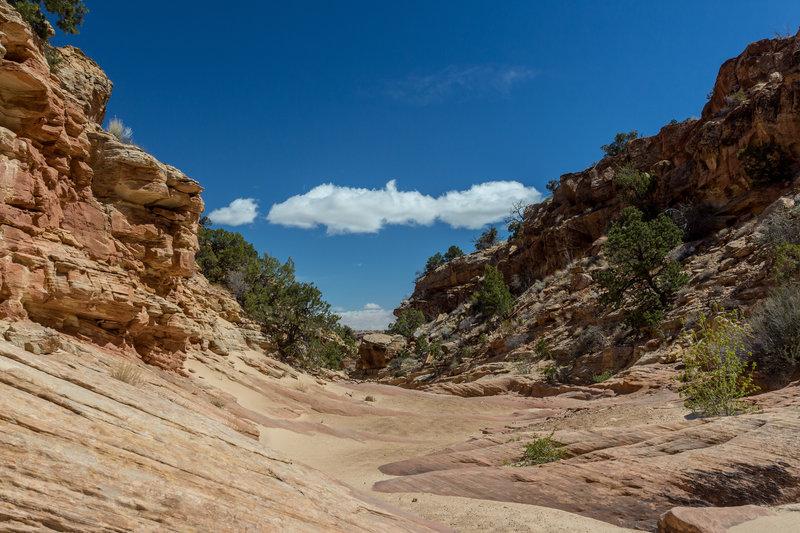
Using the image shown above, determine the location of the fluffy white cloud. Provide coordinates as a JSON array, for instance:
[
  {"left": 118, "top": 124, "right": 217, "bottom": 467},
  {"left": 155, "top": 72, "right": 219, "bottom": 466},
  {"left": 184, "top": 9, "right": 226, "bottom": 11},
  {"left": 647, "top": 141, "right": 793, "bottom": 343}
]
[
  {"left": 336, "top": 304, "right": 395, "bottom": 331},
  {"left": 386, "top": 65, "right": 536, "bottom": 105},
  {"left": 208, "top": 198, "right": 259, "bottom": 226},
  {"left": 267, "top": 180, "right": 541, "bottom": 234}
]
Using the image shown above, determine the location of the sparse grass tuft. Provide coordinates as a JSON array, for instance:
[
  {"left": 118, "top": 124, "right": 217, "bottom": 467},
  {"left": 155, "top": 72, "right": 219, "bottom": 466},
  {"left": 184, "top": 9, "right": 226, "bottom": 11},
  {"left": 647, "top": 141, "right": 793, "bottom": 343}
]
[
  {"left": 210, "top": 396, "right": 226, "bottom": 408},
  {"left": 110, "top": 361, "right": 143, "bottom": 386}
]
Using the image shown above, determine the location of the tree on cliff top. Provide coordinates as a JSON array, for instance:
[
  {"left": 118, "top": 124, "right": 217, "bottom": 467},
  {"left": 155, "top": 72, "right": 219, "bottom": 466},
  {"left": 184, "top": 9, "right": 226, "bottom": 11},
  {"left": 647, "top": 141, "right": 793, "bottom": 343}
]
[{"left": 10, "top": 0, "right": 88, "bottom": 40}]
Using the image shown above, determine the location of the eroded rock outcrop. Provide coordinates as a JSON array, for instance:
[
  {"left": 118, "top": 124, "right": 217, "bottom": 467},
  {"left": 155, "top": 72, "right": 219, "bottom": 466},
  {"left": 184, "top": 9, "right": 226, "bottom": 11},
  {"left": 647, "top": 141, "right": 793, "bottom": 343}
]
[
  {"left": 358, "top": 333, "right": 407, "bottom": 373},
  {"left": 403, "top": 31, "right": 800, "bottom": 322},
  {"left": 0, "top": 2, "right": 262, "bottom": 371}
]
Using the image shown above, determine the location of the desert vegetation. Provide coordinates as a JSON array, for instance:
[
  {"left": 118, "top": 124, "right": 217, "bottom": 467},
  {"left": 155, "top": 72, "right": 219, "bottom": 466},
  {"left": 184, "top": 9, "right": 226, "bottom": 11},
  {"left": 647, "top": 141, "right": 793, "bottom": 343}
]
[
  {"left": 107, "top": 117, "right": 134, "bottom": 144},
  {"left": 472, "top": 264, "right": 513, "bottom": 318},
  {"left": 511, "top": 430, "right": 567, "bottom": 466},
  {"left": 196, "top": 217, "right": 351, "bottom": 369},
  {"left": 10, "top": 0, "right": 87, "bottom": 70},
  {"left": 594, "top": 207, "right": 688, "bottom": 330},
  {"left": 678, "top": 310, "right": 758, "bottom": 417},
  {"left": 601, "top": 130, "right": 638, "bottom": 157},
  {"left": 473, "top": 227, "right": 499, "bottom": 251},
  {"left": 387, "top": 308, "right": 425, "bottom": 338}
]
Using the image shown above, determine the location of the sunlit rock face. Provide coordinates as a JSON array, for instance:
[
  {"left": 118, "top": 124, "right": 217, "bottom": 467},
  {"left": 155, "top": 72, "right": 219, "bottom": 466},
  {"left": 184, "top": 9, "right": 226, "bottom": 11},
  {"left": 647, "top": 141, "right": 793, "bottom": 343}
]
[
  {"left": 402, "top": 31, "right": 800, "bottom": 321},
  {"left": 0, "top": 1, "right": 273, "bottom": 370}
]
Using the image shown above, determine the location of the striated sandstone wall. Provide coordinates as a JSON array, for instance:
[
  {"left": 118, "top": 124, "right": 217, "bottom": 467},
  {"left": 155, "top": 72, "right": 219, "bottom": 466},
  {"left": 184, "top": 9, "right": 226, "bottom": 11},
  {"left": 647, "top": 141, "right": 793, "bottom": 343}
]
[
  {"left": 403, "top": 31, "right": 800, "bottom": 320},
  {"left": 0, "top": 2, "right": 263, "bottom": 370}
]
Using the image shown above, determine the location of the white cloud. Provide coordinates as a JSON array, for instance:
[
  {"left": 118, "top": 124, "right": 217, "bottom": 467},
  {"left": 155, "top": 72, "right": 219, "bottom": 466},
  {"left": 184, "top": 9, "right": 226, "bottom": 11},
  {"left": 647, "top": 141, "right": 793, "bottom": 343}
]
[
  {"left": 267, "top": 179, "right": 541, "bottom": 234},
  {"left": 208, "top": 198, "right": 259, "bottom": 226},
  {"left": 336, "top": 304, "right": 395, "bottom": 331},
  {"left": 386, "top": 65, "right": 536, "bottom": 105}
]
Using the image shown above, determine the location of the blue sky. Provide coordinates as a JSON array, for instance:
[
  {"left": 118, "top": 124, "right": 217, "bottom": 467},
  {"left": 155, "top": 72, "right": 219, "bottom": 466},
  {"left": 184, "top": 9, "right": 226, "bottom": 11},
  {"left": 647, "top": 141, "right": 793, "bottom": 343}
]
[{"left": 53, "top": 1, "right": 800, "bottom": 329}]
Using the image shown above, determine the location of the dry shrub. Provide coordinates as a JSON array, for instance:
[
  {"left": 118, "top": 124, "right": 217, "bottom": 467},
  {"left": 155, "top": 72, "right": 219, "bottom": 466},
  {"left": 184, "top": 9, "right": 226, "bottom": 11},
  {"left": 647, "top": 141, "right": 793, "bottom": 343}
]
[{"left": 110, "top": 361, "right": 143, "bottom": 386}]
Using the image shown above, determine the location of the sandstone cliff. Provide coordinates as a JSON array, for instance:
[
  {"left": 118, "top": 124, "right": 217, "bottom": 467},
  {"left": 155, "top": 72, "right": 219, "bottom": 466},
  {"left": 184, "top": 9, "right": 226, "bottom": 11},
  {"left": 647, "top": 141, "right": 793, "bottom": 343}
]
[{"left": 0, "top": 2, "right": 272, "bottom": 372}]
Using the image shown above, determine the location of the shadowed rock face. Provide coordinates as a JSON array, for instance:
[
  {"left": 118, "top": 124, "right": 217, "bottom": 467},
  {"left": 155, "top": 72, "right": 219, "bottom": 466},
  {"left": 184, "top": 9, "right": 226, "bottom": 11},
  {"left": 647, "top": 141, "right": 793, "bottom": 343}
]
[
  {"left": 0, "top": 2, "right": 265, "bottom": 370},
  {"left": 402, "top": 31, "right": 800, "bottom": 321},
  {"left": 374, "top": 385, "right": 800, "bottom": 531}
]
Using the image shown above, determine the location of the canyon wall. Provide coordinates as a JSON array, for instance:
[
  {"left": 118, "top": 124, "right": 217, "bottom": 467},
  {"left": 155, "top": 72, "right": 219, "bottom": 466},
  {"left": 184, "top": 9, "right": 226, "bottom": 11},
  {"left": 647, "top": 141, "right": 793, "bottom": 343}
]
[
  {"left": 0, "top": 3, "right": 267, "bottom": 370},
  {"left": 403, "top": 31, "right": 800, "bottom": 320}
]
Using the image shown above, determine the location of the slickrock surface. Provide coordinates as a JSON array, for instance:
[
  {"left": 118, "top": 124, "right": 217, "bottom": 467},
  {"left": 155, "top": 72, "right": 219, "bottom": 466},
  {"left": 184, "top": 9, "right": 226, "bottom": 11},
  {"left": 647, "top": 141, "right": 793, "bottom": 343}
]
[
  {"left": 0, "top": 325, "right": 445, "bottom": 532},
  {"left": 373, "top": 384, "right": 800, "bottom": 531}
]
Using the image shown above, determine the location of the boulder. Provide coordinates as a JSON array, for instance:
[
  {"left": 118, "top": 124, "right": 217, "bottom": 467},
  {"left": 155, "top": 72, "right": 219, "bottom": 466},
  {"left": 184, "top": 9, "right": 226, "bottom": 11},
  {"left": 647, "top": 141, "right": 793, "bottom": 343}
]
[
  {"left": 358, "top": 333, "right": 406, "bottom": 372},
  {"left": 657, "top": 505, "right": 776, "bottom": 533}
]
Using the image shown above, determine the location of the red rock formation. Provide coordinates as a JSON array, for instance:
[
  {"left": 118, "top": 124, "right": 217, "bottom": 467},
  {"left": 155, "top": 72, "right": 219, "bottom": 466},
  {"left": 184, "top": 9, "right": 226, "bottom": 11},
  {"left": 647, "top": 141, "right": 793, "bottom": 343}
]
[
  {"left": 402, "top": 31, "right": 800, "bottom": 321},
  {"left": 0, "top": 2, "right": 262, "bottom": 370}
]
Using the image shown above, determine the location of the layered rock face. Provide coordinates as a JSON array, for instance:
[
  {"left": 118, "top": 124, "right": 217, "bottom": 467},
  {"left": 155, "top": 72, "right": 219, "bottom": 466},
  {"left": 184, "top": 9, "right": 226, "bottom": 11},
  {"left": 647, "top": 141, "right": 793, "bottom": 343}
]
[
  {"left": 404, "top": 31, "right": 800, "bottom": 320},
  {"left": 0, "top": 324, "right": 444, "bottom": 532},
  {"left": 0, "top": 3, "right": 260, "bottom": 370}
]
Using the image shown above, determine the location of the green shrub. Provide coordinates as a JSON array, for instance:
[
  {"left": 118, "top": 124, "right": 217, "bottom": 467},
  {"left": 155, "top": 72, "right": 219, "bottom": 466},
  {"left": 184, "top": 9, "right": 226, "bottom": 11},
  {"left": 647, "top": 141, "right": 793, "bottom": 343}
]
[
  {"left": 737, "top": 142, "right": 792, "bottom": 183},
  {"left": 678, "top": 310, "right": 758, "bottom": 417},
  {"left": 614, "top": 164, "right": 655, "bottom": 215},
  {"left": 461, "top": 346, "right": 475, "bottom": 358},
  {"left": 306, "top": 339, "right": 349, "bottom": 370},
  {"left": 533, "top": 339, "right": 551, "bottom": 361},
  {"left": 10, "top": 0, "right": 88, "bottom": 40},
  {"left": 473, "top": 227, "right": 499, "bottom": 251},
  {"left": 748, "top": 285, "right": 800, "bottom": 379},
  {"left": 601, "top": 130, "right": 639, "bottom": 157},
  {"left": 774, "top": 242, "right": 800, "bottom": 284},
  {"left": 44, "top": 44, "right": 61, "bottom": 70},
  {"left": 591, "top": 370, "right": 614, "bottom": 383},
  {"left": 429, "top": 340, "right": 443, "bottom": 359},
  {"left": 473, "top": 265, "right": 513, "bottom": 318},
  {"left": 514, "top": 430, "right": 566, "bottom": 466},
  {"left": 478, "top": 333, "right": 489, "bottom": 344},
  {"left": 541, "top": 363, "right": 560, "bottom": 383},
  {"left": 444, "top": 245, "right": 464, "bottom": 262},
  {"left": 595, "top": 206, "right": 688, "bottom": 329},
  {"left": 387, "top": 309, "right": 425, "bottom": 338},
  {"left": 414, "top": 337, "right": 429, "bottom": 357},
  {"left": 197, "top": 221, "right": 340, "bottom": 368},
  {"left": 545, "top": 179, "right": 560, "bottom": 193},
  {"left": 425, "top": 252, "right": 445, "bottom": 273}
]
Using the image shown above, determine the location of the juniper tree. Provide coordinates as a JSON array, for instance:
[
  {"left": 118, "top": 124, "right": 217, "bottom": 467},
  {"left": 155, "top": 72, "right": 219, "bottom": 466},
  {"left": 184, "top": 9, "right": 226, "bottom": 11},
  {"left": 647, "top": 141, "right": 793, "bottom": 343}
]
[
  {"left": 444, "top": 245, "right": 464, "bottom": 262},
  {"left": 594, "top": 206, "right": 688, "bottom": 329},
  {"left": 10, "top": 0, "right": 88, "bottom": 40},
  {"left": 473, "top": 264, "right": 513, "bottom": 318}
]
